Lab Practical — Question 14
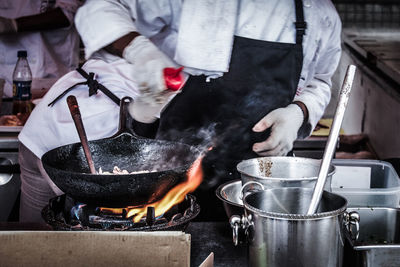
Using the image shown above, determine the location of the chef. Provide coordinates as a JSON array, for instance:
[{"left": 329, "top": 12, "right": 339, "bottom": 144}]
[
  {"left": 0, "top": 0, "right": 83, "bottom": 98},
  {"left": 18, "top": 0, "right": 342, "bottom": 221}
]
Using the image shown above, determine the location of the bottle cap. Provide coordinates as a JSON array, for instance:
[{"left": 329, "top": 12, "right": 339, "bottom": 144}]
[
  {"left": 17, "top": 50, "right": 27, "bottom": 58},
  {"left": 163, "top": 67, "right": 185, "bottom": 91}
]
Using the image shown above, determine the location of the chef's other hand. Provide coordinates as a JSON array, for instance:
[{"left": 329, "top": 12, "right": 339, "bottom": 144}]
[
  {"left": 252, "top": 104, "right": 304, "bottom": 156},
  {"left": 0, "top": 17, "right": 17, "bottom": 34},
  {"left": 124, "top": 35, "right": 186, "bottom": 123}
]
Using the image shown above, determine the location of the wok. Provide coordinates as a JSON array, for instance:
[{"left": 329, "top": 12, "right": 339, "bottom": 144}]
[{"left": 41, "top": 97, "right": 200, "bottom": 207}]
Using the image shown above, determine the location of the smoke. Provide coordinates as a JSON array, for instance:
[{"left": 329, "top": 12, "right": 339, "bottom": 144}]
[
  {"left": 151, "top": 80, "right": 287, "bottom": 190},
  {"left": 103, "top": 124, "right": 218, "bottom": 174},
  {"left": 157, "top": 123, "right": 217, "bottom": 152},
  {"left": 157, "top": 120, "right": 255, "bottom": 189}
]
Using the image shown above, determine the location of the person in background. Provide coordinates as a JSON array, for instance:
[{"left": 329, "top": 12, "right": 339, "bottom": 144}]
[
  {"left": 0, "top": 0, "right": 83, "bottom": 98},
  {"left": 18, "top": 0, "right": 342, "bottom": 222},
  {"left": 0, "top": 0, "right": 83, "bottom": 222}
]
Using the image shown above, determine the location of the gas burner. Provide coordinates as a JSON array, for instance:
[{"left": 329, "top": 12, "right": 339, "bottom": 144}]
[{"left": 42, "top": 194, "right": 200, "bottom": 231}]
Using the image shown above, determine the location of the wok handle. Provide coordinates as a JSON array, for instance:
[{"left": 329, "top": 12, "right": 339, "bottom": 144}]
[
  {"left": 118, "top": 97, "right": 132, "bottom": 132},
  {"left": 111, "top": 96, "right": 144, "bottom": 139},
  {"left": 67, "top": 95, "right": 97, "bottom": 174}
]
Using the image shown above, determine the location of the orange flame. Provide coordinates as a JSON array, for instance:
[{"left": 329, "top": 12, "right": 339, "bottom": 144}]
[
  {"left": 99, "top": 207, "right": 127, "bottom": 215},
  {"left": 101, "top": 155, "right": 204, "bottom": 223},
  {"left": 129, "top": 155, "right": 203, "bottom": 222}
]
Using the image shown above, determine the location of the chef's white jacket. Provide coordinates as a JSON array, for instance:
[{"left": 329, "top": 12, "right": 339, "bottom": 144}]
[
  {"left": 20, "top": 0, "right": 342, "bottom": 158},
  {"left": 0, "top": 0, "right": 82, "bottom": 97},
  {"left": 75, "top": 0, "right": 342, "bottom": 134},
  {"left": 19, "top": 58, "right": 140, "bottom": 158}
]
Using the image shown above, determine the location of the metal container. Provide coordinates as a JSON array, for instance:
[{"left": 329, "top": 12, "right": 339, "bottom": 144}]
[
  {"left": 215, "top": 179, "right": 243, "bottom": 218},
  {"left": 231, "top": 187, "right": 356, "bottom": 267},
  {"left": 331, "top": 159, "right": 400, "bottom": 208},
  {"left": 344, "top": 207, "right": 400, "bottom": 267},
  {"left": 237, "top": 157, "right": 335, "bottom": 192}
]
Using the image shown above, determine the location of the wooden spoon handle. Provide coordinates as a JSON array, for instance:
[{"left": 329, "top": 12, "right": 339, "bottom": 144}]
[{"left": 67, "top": 95, "right": 96, "bottom": 174}]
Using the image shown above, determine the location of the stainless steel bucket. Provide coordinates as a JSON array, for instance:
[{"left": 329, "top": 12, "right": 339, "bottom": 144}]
[
  {"left": 237, "top": 157, "right": 336, "bottom": 192},
  {"left": 231, "top": 187, "right": 357, "bottom": 267}
]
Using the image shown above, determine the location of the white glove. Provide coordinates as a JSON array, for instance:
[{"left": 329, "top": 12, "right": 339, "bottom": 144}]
[
  {"left": 252, "top": 104, "right": 304, "bottom": 156},
  {"left": 0, "top": 17, "right": 17, "bottom": 34},
  {"left": 124, "top": 35, "right": 186, "bottom": 123},
  {"left": 128, "top": 96, "right": 175, "bottom": 123}
]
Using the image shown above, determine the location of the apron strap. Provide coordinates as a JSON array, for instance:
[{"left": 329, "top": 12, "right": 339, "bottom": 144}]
[
  {"left": 48, "top": 68, "right": 121, "bottom": 107},
  {"left": 47, "top": 80, "right": 86, "bottom": 107},
  {"left": 294, "top": 0, "right": 307, "bottom": 45}
]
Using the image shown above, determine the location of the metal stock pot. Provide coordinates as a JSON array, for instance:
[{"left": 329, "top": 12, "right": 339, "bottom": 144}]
[
  {"left": 237, "top": 157, "right": 336, "bottom": 192},
  {"left": 230, "top": 187, "right": 359, "bottom": 267}
]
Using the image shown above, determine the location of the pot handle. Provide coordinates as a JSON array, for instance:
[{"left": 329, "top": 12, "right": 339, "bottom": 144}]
[
  {"left": 230, "top": 215, "right": 242, "bottom": 246},
  {"left": 230, "top": 214, "right": 253, "bottom": 246},
  {"left": 240, "top": 181, "right": 265, "bottom": 200},
  {"left": 344, "top": 211, "right": 360, "bottom": 241}
]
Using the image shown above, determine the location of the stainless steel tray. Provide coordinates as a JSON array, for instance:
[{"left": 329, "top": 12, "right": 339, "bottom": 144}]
[{"left": 344, "top": 207, "right": 400, "bottom": 267}]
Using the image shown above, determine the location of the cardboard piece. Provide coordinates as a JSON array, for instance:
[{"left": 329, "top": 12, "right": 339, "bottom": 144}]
[
  {"left": 199, "top": 252, "right": 214, "bottom": 267},
  {"left": 0, "top": 231, "right": 190, "bottom": 267}
]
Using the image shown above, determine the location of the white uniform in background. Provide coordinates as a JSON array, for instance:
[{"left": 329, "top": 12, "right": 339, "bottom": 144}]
[{"left": 0, "top": 0, "right": 82, "bottom": 97}]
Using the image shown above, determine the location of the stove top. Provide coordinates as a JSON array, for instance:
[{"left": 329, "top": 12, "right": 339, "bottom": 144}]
[{"left": 42, "top": 194, "right": 200, "bottom": 231}]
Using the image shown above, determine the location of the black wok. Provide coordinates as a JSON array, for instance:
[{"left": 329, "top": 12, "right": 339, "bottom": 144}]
[{"left": 41, "top": 97, "right": 200, "bottom": 207}]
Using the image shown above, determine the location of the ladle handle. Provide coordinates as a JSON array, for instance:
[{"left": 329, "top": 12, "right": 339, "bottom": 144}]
[
  {"left": 307, "top": 65, "right": 357, "bottom": 215},
  {"left": 67, "top": 95, "right": 96, "bottom": 174}
]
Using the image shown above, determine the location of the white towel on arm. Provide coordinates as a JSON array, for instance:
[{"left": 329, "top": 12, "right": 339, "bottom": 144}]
[{"left": 174, "top": 0, "right": 239, "bottom": 78}]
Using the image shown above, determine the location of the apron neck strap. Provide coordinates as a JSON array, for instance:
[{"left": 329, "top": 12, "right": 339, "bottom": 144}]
[
  {"left": 76, "top": 68, "right": 121, "bottom": 106},
  {"left": 294, "top": 0, "right": 307, "bottom": 45},
  {"left": 48, "top": 68, "right": 121, "bottom": 107}
]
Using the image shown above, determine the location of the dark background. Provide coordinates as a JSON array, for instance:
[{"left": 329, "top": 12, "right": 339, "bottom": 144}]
[{"left": 332, "top": 0, "right": 400, "bottom": 28}]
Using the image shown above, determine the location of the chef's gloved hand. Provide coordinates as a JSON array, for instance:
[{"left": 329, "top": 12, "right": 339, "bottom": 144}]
[
  {"left": 0, "top": 17, "right": 17, "bottom": 34},
  {"left": 252, "top": 104, "right": 304, "bottom": 156},
  {"left": 124, "top": 35, "right": 186, "bottom": 123}
]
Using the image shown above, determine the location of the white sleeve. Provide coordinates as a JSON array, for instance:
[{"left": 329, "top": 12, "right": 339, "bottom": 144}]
[
  {"left": 75, "top": 0, "right": 177, "bottom": 59},
  {"left": 55, "top": 0, "right": 84, "bottom": 24},
  {"left": 294, "top": 14, "right": 342, "bottom": 137},
  {"left": 75, "top": 0, "right": 138, "bottom": 59},
  {"left": 124, "top": 0, "right": 177, "bottom": 37}
]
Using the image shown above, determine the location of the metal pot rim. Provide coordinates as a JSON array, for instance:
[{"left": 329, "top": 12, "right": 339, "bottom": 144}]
[
  {"left": 237, "top": 156, "right": 336, "bottom": 180},
  {"left": 243, "top": 188, "right": 348, "bottom": 220},
  {"left": 215, "top": 179, "right": 243, "bottom": 208}
]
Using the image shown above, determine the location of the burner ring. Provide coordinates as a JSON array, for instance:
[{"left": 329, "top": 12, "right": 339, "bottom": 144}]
[{"left": 42, "top": 194, "right": 200, "bottom": 231}]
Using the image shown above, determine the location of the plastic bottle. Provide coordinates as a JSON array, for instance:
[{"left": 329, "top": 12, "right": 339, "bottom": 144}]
[{"left": 12, "top": 50, "right": 33, "bottom": 124}]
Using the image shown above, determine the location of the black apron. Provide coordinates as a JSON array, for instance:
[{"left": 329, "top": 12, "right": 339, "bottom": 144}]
[{"left": 157, "top": 0, "right": 307, "bottom": 220}]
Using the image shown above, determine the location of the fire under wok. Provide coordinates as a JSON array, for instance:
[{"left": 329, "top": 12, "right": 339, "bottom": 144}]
[{"left": 41, "top": 97, "right": 200, "bottom": 208}]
